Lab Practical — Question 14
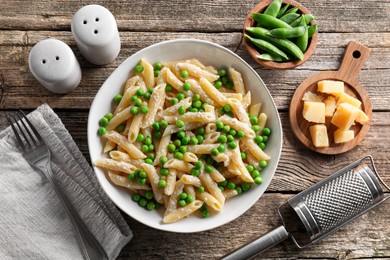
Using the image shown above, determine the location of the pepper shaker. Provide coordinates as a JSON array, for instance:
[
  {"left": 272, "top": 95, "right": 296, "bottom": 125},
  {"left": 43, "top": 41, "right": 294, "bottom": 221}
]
[{"left": 71, "top": 5, "right": 121, "bottom": 65}]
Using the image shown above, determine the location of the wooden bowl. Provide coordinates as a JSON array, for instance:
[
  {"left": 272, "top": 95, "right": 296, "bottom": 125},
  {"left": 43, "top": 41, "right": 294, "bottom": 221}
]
[{"left": 243, "top": 0, "right": 318, "bottom": 69}]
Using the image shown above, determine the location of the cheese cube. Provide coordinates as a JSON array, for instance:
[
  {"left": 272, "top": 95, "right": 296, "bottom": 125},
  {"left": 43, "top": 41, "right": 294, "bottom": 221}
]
[
  {"left": 356, "top": 110, "right": 369, "bottom": 124},
  {"left": 331, "top": 103, "right": 360, "bottom": 130},
  {"left": 323, "top": 96, "right": 336, "bottom": 117},
  {"left": 317, "top": 80, "right": 344, "bottom": 95},
  {"left": 336, "top": 92, "right": 362, "bottom": 108},
  {"left": 334, "top": 129, "right": 355, "bottom": 144},
  {"left": 302, "top": 91, "right": 323, "bottom": 102},
  {"left": 303, "top": 101, "right": 325, "bottom": 123},
  {"left": 309, "top": 124, "right": 329, "bottom": 147}
]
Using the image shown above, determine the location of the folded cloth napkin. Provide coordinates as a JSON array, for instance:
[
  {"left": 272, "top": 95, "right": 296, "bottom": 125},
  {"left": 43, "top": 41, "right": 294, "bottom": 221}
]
[{"left": 0, "top": 104, "right": 132, "bottom": 259}]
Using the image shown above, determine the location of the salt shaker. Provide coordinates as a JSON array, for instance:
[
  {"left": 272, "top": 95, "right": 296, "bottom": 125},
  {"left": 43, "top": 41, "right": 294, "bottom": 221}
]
[
  {"left": 28, "top": 38, "right": 82, "bottom": 94},
  {"left": 71, "top": 5, "right": 121, "bottom": 65}
]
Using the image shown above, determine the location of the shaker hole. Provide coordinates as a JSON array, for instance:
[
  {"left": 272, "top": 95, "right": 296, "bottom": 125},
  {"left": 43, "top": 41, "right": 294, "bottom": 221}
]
[
  {"left": 94, "top": 29, "right": 98, "bottom": 34},
  {"left": 353, "top": 51, "right": 361, "bottom": 59},
  {"left": 42, "top": 59, "right": 46, "bottom": 64},
  {"left": 56, "top": 56, "right": 60, "bottom": 60},
  {"left": 83, "top": 20, "right": 87, "bottom": 24},
  {"left": 95, "top": 17, "right": 99, "bottom": 22}
]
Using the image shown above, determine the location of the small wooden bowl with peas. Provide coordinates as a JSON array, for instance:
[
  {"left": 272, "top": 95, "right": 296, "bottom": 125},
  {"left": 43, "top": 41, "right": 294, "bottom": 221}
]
[{"left": 244, "top": 0, "right": 318, "bottom": 69}]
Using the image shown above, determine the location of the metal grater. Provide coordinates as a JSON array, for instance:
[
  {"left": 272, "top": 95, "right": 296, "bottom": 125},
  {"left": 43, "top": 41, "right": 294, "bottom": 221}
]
[{"left": 222, "top": 156, "right": 390, "bottom": 260}]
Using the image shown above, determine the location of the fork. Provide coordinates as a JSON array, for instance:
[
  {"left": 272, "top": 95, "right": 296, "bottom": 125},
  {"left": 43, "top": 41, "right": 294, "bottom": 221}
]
[{"left": 6, "top": 111, "right": 108, "bottom": 260}]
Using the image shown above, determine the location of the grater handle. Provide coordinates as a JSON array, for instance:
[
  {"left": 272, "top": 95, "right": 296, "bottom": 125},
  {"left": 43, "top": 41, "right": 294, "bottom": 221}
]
[{"left": 221, "top": 225, "right": 289, "bottom": 260}]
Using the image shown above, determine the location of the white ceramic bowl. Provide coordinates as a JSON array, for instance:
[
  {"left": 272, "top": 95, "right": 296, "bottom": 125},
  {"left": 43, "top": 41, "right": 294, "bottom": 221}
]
[{"left": 88, "top": 39, "right": 283, "bottom": 233}]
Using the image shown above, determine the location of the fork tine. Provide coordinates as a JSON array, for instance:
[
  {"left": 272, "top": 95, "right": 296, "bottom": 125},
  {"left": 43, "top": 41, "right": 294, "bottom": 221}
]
[
  {"left": 5, "top": 113, "right": 28, "bottom": 152},
  {"left": 19, "top": 110, "right": 44, "bottom": 143},
  {"left": 16, "top": 112, "right": 41, "bottom": 147},
  {"left": 11, "top": 113, "right": 35, "bottom": 150}
]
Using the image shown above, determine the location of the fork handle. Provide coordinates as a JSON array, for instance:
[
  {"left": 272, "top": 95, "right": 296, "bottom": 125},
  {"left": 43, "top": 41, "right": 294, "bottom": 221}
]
[{"left": 38, "top": 162, "right": 108, "bottom": 260}]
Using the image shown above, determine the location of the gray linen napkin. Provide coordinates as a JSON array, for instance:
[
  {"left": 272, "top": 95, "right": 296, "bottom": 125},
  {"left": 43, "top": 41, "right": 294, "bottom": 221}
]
[{"left": 0, "top": 104, "right": 132, "bottom": 259}]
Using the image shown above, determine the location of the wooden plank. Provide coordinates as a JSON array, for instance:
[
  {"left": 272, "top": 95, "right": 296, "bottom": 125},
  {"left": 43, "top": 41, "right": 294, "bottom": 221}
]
[
  {"left": 117, "top": 193, "right": 390, "bottom": 259},
  {"left": 0, "top": 0, "right": 389, "bottom": 33},
  {"left": 1, "top": 110, "right": 388, "bottom": 192},
  {"left": 0, "top": 32, "right": 389, "bottom": 110}
]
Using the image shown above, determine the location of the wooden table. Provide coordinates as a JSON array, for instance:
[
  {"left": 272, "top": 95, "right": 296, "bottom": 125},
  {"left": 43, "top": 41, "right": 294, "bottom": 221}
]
[{"left": 1, "top": 0, "right": 389, "bottom": 259}]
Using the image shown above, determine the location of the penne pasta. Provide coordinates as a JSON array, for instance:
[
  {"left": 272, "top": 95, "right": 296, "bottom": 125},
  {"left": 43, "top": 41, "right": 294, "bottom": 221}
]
[
  {"left": 163, "top": 200, "right": 203, "bottom": 224},
  {"left": 104, "top": 131, "right": 146, "bottom": 159}
]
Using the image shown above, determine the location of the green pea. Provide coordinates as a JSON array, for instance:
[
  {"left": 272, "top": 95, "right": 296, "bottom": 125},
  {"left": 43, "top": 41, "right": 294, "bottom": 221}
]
[
  {"left": 197, "top": 127, "right": 205, "bottom": 136},
  {"left": 132, "top": 193, "right": 141, "bottom": 202},
  {"left": 252, "top": 170, "right": 261, "bottom": 178},
  {"left": 218, "top": 68, "right": 227, "bottom": 77},
  {"left": 160, "top": 156, "right": 168, "bottom": 164},
  {"left": 236, "top": 131, "right": 245, "bottom": 139},
  {"left": 167, "top": 143, "right": 176, "bottom": 153},
  {"left": 152, "top": 122, "right": 160, "bottom": 131},
  {"left": 223, "top": 104, "right": 231, "bottom": 112},
  {"left": 134, "top": 64, "right": 144, "bottom": 73},
  {"left": 205, "top": 165, "right": 213, "bottom": 173},
  {"left": 210, "top": 148, "right": 219, "bottom": 156},
  {"left": 206, "top": 156, "right": 215, "bottom": 165},
  {"left": 98, "top": 127, "right": 107, "bottom": 136},
  {"left": 262, "top": 136, "right": 269, "bottom": 142},
  {"left": 174, "top": 151, "right": 184, "bottom": 160},
  {"left": 250, "top": 116, "right": 259, "bottom": 125},
  {"left": 227, "top": 182, "right": 236, "bottom": 190},
  {"left": 153, "top": 131, "right": 162, "bottom": 139},
  {"left": 189, "top": 108, "right": 198, "bottom": 112},
  {"left": 178, "top": 200, "right": 187, "bottom": 207},
  {"left": 262, "top": 128, "right": 271, "bottom": 135},
  {"left": 131, "top": 95, "right": 138, "bottom": 102},
  {"left": 138, "top": 177, "right": 147, "bottom": 185},
  {"left": 252, "top": 125, "right": 261, "bottom": 132},
  {"left": 178, "top": 192, "right": 187, "bottom": 200},
  {"left": 242, "top": 183, "right": 251, "bottom": 191},
  {"left": 117, "top": 124, "right": 125, "bottom": 132},
  {"left": 158, "top": 179, "right": 167, "bottom": 188},
  {"left": 221, "top": 76, "right": 229, "bottom": 85},
  {"left": 193, "top": 100, "right": 202, "bottom": 108},
  {"left": 173, "top": 140, "right": 181, "bottom": 148},
  {"left": 160, "top": 120, "right": 168, "bottom": 128},
  {"left": 254, "top": 176, "right": 263, "bottom": 185},
  {"left": 148, "top": 144, "right": 155, "bottom": 151},
  {"left": 136, "top": 133, "right": 145, "bottom": 142},
  {"left": 259, "top": 142, "right": 266, "bottom": 150},
  {"left": 259, "top": 160, "right": 268, "bottom": 168},
  {"left": 180, "top": 70, "right": 189, "bottom": 78},
  {"left": 140, "top": 105, "right": 149, "bottom": 114},
  {"left": 226, "top": 82, "right": 234, "bottom": 89},
  {"left": 138, "top": 197, "right": 147, "bottom": 207},
  {"left": 215, "top": 121, "right": 224, "bottom": 131},
  {"left": 220, "top": 180, "right": 228, "bottom": 187},
  {"left": 143, "top": 92, "right": 151, "bottom": 100},
  {"left": 244, "top": 34, "right": 289, "bottom": 60},
  {"left": 153, "top": 61, "right": 163, "bottom": 70},
  {"left": 130, "top": 106, "right": 139, "bottom": 115},
  {"left": 136, "top": 88, "right": 145, "bottom": 97},
  {"left": 191, "top": 168, "right": 200, "bottom": 176},
  {"left": 141, "top": 144, "right": 149, "bottom": 153},
  {"left": 133, "top": 97, "right": 143, "bottom": 107},
  {"left": 254, "top": 135, "right": 263, "bottom": 144},
  {"left": 246, "top": 165, "right": 254, "bottom": 173},
  {"left": 182, "top": 82, "right": 191, "bottom": 91},
  {"left": 160, "top": 168, "right": 169, "bottom": 176},
  {"left": 176, "top": 93, "right": 185, "bottom": 100},
  {"left": 228, "top": 141, "right": 237, "bottom": 149},
  {"left": 214, "top": 81, "right": 223, "bottom": 89},
  {"left": 193, "top": 93, "right": 201, "bottom": 101},
  {"left": 194, "top": 161, "right": 203, "bottom": 169},
  {"left": 196, "top": 135, "right": 203, "bottom": 144},
  {"left": 146, "top": 202, "right": 156, "bottom": 211},
  {"left": 113, "top": 94, "right": 123, "bottom": 104},
  {"left": 128, "top": 173, "right": 136, "bottom": 181},
  {"left": 139, "top": 171, "right": 147, "bottom": 178},
  {"left": 201, "top": 210, "right": 210, "bottom": 218},
  {"left": 189, "top": 136, "right": 199, "bottom": 145},
  {"left": 100, "top": 117, "right": 109, "bottom": 127},
  {"left": 186, "top": 195, "right": 194, "bottom": 203},
  {"left": 176, "top": 120, "right": 185, "bottom": 128},
  {"left": 222, "top": 125, "right": 231, "bottom": 133},
  {"left": 153, "top": 70, "right": 160, "bottom": 77},
  {"left": 241, "top": 152, "right": 247, "bottom": 160},
  {"left": 229, "top": 129, "right": 237, "bottom": 136},
  {"left": 144, "top": 137, "right": 152, "bottom": 145},
  {"left": 104, "top": 113, "right": 113, "bottom": 121},
  {"left": 170, "top": 98, "right": 179, "bottom": 105},
  {"left": 145, "top": 191, "right": 154, "bottom": 200},
  {"left": 178, "top": 106, "right": 185, "bottom": 115},
  {"left": 181, "top": 136, "right": 189, "bottom": 145},
  {"left": 218, "top": 135, "right": 227, "bottom": 144},
  {"left": 218, "top": 107, "right": 225, "bottom": 115},
  {"left": 198, "top": 186, "right": 205, "bottom": 193},
  {"left": 227, "top": 135, "right": 234, "bottom": 142},
  {"left": 179, "top": 146, "right": 187, "bottom": 154},
  {"left": 165, "top": 84, "right": 173, "bottom": 92},
  {"left": 219, "top": 186, "right": 224, "bottom": 191}
]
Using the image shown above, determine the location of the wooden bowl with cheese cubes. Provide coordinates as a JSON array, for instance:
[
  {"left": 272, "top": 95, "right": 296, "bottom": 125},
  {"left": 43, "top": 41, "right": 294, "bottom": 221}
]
[{"left": 289, "top": 41, "right": 372, "bottom": 154}]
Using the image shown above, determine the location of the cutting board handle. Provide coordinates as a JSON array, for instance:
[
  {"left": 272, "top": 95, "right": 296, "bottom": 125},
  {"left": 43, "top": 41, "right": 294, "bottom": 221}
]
[{"left": 337, "top": 41, "right": 370, "bottom": 84}]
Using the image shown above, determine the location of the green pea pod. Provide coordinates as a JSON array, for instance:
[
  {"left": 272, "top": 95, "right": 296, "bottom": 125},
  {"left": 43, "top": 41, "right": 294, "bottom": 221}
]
[
  {"left": 244, "top": 34, "right": 289, "bottom": 60},
  {"left": 308, "top": 24, "right": 318, "bottom": 38},
  {"left": 279, "top": 13, "right": 300, "bottom": 24},
  {"left": 252, "top": 13, "right": 292, "bottom": 29},
  {"left": 277, "top": 3, "right": 290, "bottom": 18},
  {"left": 290, "top": 13, "right": 315, "bottom": 27},
  {"left": 256, "top": 53, "right": 288, "bottom": 62},
  {"left": 268, "top": 26, "right": 306, "bottom": 38},
  {"left": 284, "top": 6, "right": 299, "bottom": 15},
  {"left": 296, "top": 16, "right": 308, "bottom": 52},
  {"left": 246, "top": 27, "right": 304, "bottom": 60},
  {"left": 263, "top": 0, "right": 282, "bottom": 17}
]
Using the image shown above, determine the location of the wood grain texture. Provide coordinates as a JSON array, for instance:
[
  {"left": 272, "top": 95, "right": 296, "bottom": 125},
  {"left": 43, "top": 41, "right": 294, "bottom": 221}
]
[{"left": 0, "top": 0, "right": 389, "bottom": 258}]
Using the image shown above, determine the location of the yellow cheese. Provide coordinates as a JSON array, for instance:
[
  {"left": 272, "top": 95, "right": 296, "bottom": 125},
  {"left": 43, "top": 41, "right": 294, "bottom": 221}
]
[
  {"left": 302, "top": 91, "right": 323, "bottom": 102},
  {"left": 309, "top": 124, "right": 329, "bottom": 147},
  {"left": 356, "top": 110, "right": 369, "bottom": 124},
  {"left": 317, "top": 80, "right": 344, "bottom": 95},
  {"left": 336, "top": 92, "right": 362, "bottom": 108},
  {"left": 331, "top": 103, "right": 360, "bottom": 130},
  {"left": 303, "top": 101, "right": 325, "bottom": 123},
  {"left": 334, "top": 129, "right": 355, "bottom": 144},
  {"left": 323, "top": 96, "right": 336, "bottom": 117}
]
